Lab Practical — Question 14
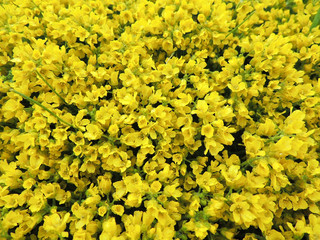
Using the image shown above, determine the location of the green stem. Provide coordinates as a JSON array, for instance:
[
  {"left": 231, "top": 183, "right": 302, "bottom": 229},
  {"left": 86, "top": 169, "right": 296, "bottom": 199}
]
[
  {"left": 225, "top": 10, "right": 256, "bottom": 39},
  {"left": 10, "top": 89, "right": 75, "bottom": 129},
  {"left": 35, "top": 70, "right": 68, "bottom": 105},
  {"left": 30, "top": 0, "right": 43, "bottom": 14},
  {"left": 240, "top": 156, "right": 265, "bottom": 168}
]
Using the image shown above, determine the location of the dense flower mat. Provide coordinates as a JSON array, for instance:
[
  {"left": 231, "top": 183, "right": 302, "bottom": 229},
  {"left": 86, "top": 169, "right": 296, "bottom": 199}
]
[{"left": 1, "top": 0, "right": 320, "bottom": 239}]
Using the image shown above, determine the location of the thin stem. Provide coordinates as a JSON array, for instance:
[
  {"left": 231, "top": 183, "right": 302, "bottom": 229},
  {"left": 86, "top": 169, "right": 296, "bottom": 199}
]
[
  {"left": 35, "top": 70, "right": 68, "bottom": 105},
  {"left": 165, "top": 52, "right": 175, "bottom": 64},
  {"left": 10, "top": 89, "right": 75, "bottom": 129},
  {"left": 30, "top": 0, "right": 43, "bottom": 14},
  {"left": 225, "top": 10, "right": 256, "bottom": 39}
]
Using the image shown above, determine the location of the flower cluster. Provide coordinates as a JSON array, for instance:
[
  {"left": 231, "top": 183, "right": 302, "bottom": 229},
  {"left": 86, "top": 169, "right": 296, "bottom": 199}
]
[{"left": 1, "top": 0, "right": 320, "bottom": 239}]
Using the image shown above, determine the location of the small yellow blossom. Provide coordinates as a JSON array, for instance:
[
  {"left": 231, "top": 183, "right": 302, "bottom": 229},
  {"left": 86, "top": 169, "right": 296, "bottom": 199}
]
[
  {"left": 84, "top": 123, "right": 103, "bottom": 140},
  {"left": 111, "top": 205, "right": 124, "bottom": 216}
]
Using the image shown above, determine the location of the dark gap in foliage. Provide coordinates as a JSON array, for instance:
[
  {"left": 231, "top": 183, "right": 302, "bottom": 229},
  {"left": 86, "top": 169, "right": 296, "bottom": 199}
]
[
  {"left": 131, "top": 122, "right": 139, "bottom": 130},
  {"left": 111, "top": 171, "right": 124, "bottom": 183},
  {"left": 204, "top": 57, "right": 222, "bottom": 72},
  {"left": 40, "top": 164, "right": 51, "bottom": 171},
  {"left": 294, "top": 59, "right": 303, "bottom": 70},
  {"left": 101, "top": 92, "right": 113, "bottom": 100},
  {"left": 20, "top": 98, "right": 32, "bottom": 108},
  {"left": 22, "top": 37, "right": 31, "bottom": 43},
  {"left": 35, "top": 35, "right": 46, "bottom": 40},
  {"left": 158, "top": 7, "right": 164, "bottom": 16},
  {"left": 152, "top": 102, "right": 162, "bottom": 108},
  {"left": 0, "top": 120, "right": 17, "bottom": 129},
  {"left": 80, "top": 55, "right": 89, "bottom": 64},
  {"left": 67, "top": 104, "right": 80, "bottom": 115},
  {"left": 9, "top": 188, "right": 24, "bottom": 195},
  {"left": 30, "top": 92, "right": 40, "bottom": 98},
  {"left": 235, "top": 46, "right": 241, "bottom": 53},
  {"left": 224, "top": 129, "right": 246, "bottom": 161},
  {"left": 310, "top": 73, "right": 319, "bottom": 80},
  {"left": 221, "top": 86, "right": 231, "bottom": 99},
  {"left": 90, "top": 139, "right": 100, "bottom": 145},
  {"left": 68, "top": 126, "right": 76, "bottom": 132},
  {"left": 263, "top": 76, "right": 270, "bottom": 88},
  {"left": 191, "top": 114, "right": 199, "bottom": 123},
  {"left": 83, "top": 114, "right": 91, "bottom": 120},
  {"left": 186, "top": 81, "right": 193, "bottom": 89},
  {"left": 192, "top": 14, "right": 200, "bottom": 24},
  {"left": 65, "top": 182, "right": 77, "bottom": 192},
  {"left": 128, "top": 146, "right": 139, "bottom": 156},
  {"left": 124, "top": 204, "right": 147, "bottom": 216},
  {"left": 275, "top": 106, "right": 290, "bottom": 118},
  {"left": 175, "top": 49, "right": 188, "bottom": 58},
  {"left": 244, "top": 56, "right": 253, "bottom": 66},
  {"left": 234, "top": 226, "right": 263, "bottom": 239}
]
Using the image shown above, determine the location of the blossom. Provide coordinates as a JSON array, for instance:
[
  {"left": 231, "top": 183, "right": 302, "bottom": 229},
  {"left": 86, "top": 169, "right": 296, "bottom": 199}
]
[{"left": 84, "top": 123, "right": 103, "bottom": 140}]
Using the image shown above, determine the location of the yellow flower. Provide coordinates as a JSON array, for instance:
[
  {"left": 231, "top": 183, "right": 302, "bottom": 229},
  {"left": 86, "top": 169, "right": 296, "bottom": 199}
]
[
  {"left": 230, "top": 194, "right": 256, "bottom": 227},
  {"left": 271, "top": 136, "right": 292, "bottom": 158},
  {"left": 244, "top": 171, "right": 267, "bottom": 190},
  {"left": 124, "top": 173, "right": 143, "bottom": 193},
  {"left": 265, "top": 229, "right": 285, "bottom": 240},
  {"left": 121, "top": 131, "right": 148, "bottom": 148},
  {"left": 242, "top": 132, "right": 265, "bottom": 157},
  {"left": 2, "top": 99, "right": 23, "bottom": 120},
  {"left": 257, "top": 118, "right": 277, "bottom": 137},
  {"left": 283, "top": 110, "right": 306, "bottom": 135},
  {"left": 196, "top": 171, "right": 219, "bottom": 192},
  {"left": 185, "top": 218, "right": 210, "bottom": 239},
  {"left": 157, "top": 63, "right": 179, "bottom": 78},
  {"left": 309, "top": 214, "right": 320, "bottom": 240},
  {"left": 228, "top": 75, "right": 246, "bottom": 93},
  {"left": 204, "top": 138, "right": 224, "bottom": 156},
  {"left": 113, "top": 180, "right": 127, "bottom": 200},
  {"left": 84, "top": 123, "right": 103, "bottom": 140},
  {"left": 100, "top": 217, "right": 122, "bottom": 240},
  {"left": 221, "top": 165, "right": 246, "bottom": 188},
  {"left": 108, "top": 124, "right": 119, "bottom": 136},
  {"left": 28, "top": 191, "right": 46, "bottom": 213},
  {"left": 204, "top": 199, "right": 226, "bottom": 220},
  {"left": 22, "top": 178, "right": 36, "bottom": 190},
  {"left": 73, "top": 109, "right": 90, "bottom": 131},
  {"left": 74, "top": 26, "right": 89, "bottom": 42},
  {"left": 150, "top": 181, "right": 162, "bottom": 194},
  {"left": 120, "top": 10, "right": 134, "bottom": 24},
  {"left": 163, "top": 182, "right": 182, "bottom": 200},
  {"left": 69, "top": 131, "right": 85, "bottom": 145},
  {"left": 122, "top": 211, "right": 144, "bottom": 239},
  {"left": 43, "top": 212, "right": 70, "bottom": 236},
  {"left": 111, "top": 204, "right": 124, "bottom": 216},
  {"left": 98, "top": 206, "right": 107, "bottom": 217},
  {"left": 22, "top": 60, "right": 36, "bottom": 72},
  {"left": 125, "top": 192, "right": 143, "bottom": 207},
  {"left": 270, "top": 171, "right": 291, "bottom": 192},
  {"left": 180, "top": 18, "right": 196, "bottom": 34},
  {"left": 40, "top": 183, "right": 57, "bottom": 199},
  {"left": 216, "top": 126, "right": 236, "bottom": 145},
  {"left": 2, "top": 210, "right": 24, "bottom": 230},
  {"left": 201, "top": 124, "right": 214, "bottom": 138},
  {"left": 97, "top": 174, "right": 112, "bottom": 195}
]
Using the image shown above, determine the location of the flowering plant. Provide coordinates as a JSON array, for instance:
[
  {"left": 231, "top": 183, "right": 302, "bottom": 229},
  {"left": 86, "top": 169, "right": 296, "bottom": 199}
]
[{"left": 1, "top": 0, "right": 320, "bottom": 239}]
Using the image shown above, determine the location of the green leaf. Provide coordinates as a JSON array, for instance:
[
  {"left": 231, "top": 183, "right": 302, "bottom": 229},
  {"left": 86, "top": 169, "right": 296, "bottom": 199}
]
[{"left": 310, "top": 7, "right": 320, "bottom": 32}]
